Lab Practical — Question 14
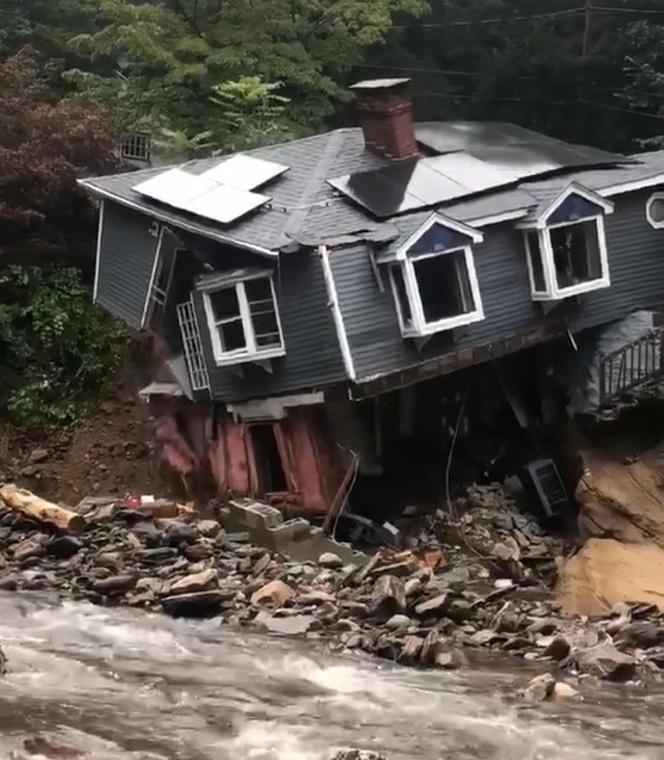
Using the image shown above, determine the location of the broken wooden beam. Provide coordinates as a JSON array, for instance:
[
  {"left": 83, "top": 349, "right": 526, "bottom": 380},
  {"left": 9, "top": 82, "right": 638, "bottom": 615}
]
[{"left": 0, "top": 484, "right": 85, "bottom": 532}]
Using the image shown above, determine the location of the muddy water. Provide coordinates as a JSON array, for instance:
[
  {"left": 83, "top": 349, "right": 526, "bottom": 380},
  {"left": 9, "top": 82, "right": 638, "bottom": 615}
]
[{"left": 0, "top": 593, "right": 662, "bottom": 760}]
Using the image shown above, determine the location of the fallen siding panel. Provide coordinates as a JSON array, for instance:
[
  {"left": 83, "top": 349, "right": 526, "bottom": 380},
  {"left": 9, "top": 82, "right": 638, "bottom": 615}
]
[{"left": 97, "top": 202, "right": 159, "bottom": 328}]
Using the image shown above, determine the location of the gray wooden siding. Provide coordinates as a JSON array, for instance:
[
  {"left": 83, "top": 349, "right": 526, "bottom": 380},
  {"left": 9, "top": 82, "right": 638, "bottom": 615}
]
[
  {"left": 331, "top": 189, "right": 664, "bottom": 382},
  {"left": 193, "top": 250, "right": 347, "bottom": 402},
  {"left": 97, "top": 202, "right": 159, "bottom": 328}
]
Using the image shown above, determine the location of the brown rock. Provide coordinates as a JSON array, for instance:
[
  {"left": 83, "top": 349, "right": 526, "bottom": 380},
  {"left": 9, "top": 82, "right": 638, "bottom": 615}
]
[
  {"left": 553, "top": 681, "right": 579, "bottom": 701},
  {"left": 542, "top": 636, "right": 571, "bottom": 661},
  {"left": 13, "top": 538, "right": 44, "bottom": 562},
  {"left": 556, "top": 539, "right": 664, "bottom": 615},
  {"left": 250, "top": 580, "right": 296, "bottom": 607},
  {"left": 399, "top": 635, "right": 424, "bottom": 664},
  {"left": 168, "top": 568, "right": 217, "bottom": 595},
  {"left": 29, "top": 448, "right": 50, "bottom": 464}
]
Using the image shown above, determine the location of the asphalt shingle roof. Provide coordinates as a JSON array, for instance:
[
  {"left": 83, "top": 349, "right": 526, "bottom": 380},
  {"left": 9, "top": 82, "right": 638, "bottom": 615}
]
[{"left": 80, "top": 127, "right": 664, "bottom": 255}]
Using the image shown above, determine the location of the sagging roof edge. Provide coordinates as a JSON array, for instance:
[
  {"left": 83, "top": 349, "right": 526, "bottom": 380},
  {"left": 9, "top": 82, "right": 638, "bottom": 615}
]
[{"left": 78, "top": 179, "right": 278, "bottom": 258}]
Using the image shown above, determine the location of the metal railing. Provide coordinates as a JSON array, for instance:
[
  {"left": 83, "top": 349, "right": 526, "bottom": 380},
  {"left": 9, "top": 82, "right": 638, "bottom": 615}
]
[{"left": 598, "top": 328, "right": 664, "bottom": 406}]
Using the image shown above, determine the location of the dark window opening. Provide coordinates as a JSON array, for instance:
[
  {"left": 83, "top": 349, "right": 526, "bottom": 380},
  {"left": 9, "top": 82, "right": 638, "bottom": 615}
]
[
  {"left": 147, "top": 235, "right": 179, "bottom": 333},
  {"left": 391, "top": 265, "right": 412, "bottom": 327},
  {"left": 413, "top": 250, "right": 475, "bottom": 323},
  {"left": 550, "top": 220, "right": 602, "bottom": 290},
  {"left": 245, "top": 279, "right": 280, "bottom": 348},
  {"left": 251, "top": 424, "right": 288, "bottom": 493},
  {"left": 209, "top": 287, "right": 246, "bottom": 352},
  {"left": 526, "top": 231, "right": 547, "bottom": 293}
]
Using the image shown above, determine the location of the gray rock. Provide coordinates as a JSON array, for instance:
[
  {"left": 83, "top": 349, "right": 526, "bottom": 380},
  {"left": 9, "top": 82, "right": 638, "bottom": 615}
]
[
  {"left": 164, "top": 522, "right": 199, "bottom": 546},
  {"left": 332, "top": 751, "right": 386, "bottom": 760},
  {"left": 0, "top": 573, "right": 17, "bottom": 590},
  {"left": 252, "top": 553, "right": 271, "bottom": 577},
  {"left": 161, "top": 590, "right": 225, "bottom": 618},
  {"left": 92, "top": 574, "right": 137, "bottom": 595},
  {"left": 371, "top": 575, "right": 406, "bottom": 619},
  {"left": 542, "top": 636, "right": 571, "bottom": 662},
  {"left": 318, "top": 552, "right": 344, "bottom": 569},
  {"left": 13, "top": 538, "right": 43, "bottom": 562},
  {"left": 197, "top": 519, "right": 221, "bottom": 538},
  {"left": 572, "top": 641, "right": 636, "bottom": 681},
  {"left": 138, "top": 547, "right": 178, "bottom": 563},
  {"left": 130, "top": 521, "right": 162, "bottom": 546},
  {"left": 256, "top": 613, "right": 316, "bottom": 636},
  {"left": 414, "top": 593, "right": 449, "bottom": 619},
  {"left": 185, "top": 542, "right": 214, "bottom": 561},
  {"left": 404, "top": 577, "right": 422, "bottom": 597},
  {"left": 47, "top": 536, "right": 83, "bottom": 559},
  {"left": 615, "top": 621, "right": 664, "bottom": 649},
  {"left": 521, "top": 672, "right": 555, "bottom": 702},
  {"left": 384, "top": 614, "right": 411, "bottom": 631},
  {"left": 435, "top": 648, "right": 468, "bottom": 670}
]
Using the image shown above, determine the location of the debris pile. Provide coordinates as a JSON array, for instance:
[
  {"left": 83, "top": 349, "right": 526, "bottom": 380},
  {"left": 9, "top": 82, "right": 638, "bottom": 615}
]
[{"left": 1, "top": 482, "right": 663, "bottom": 691}]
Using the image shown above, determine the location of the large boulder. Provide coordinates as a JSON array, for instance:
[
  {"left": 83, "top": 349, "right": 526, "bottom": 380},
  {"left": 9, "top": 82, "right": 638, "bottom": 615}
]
[
  {"left": 576, "top": 450, "right": 664, "bottom": 546},
  {"left": 556, "top": 538, "right": 664, "bottom": 615}
]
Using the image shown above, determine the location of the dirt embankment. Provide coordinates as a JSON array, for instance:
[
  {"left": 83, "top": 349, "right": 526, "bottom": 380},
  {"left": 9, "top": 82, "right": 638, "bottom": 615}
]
[{"left": 0, "top": 386, "right": 170, "bottom": 503}]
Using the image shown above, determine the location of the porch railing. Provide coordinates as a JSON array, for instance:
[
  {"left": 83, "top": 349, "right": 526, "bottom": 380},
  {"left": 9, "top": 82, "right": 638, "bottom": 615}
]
[{"left": 598, "top": 328, "right": 664, "bottom": 407}]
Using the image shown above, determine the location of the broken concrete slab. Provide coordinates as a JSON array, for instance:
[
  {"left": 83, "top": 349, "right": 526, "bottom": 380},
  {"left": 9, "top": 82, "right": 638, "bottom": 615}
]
[{"left": 556, "top": 538, "right": 664, "bottom": 615}]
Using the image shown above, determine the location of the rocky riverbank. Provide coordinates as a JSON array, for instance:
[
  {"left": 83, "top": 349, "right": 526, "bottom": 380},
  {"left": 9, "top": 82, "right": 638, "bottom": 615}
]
[{"left": 0, "top": 485, "right": 662, "bottom": 700}]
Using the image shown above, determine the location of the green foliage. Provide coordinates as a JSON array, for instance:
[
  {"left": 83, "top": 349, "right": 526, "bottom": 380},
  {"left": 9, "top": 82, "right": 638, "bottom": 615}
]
[{"left": 0, "top": 266, "right": 125, "bottom": 429}]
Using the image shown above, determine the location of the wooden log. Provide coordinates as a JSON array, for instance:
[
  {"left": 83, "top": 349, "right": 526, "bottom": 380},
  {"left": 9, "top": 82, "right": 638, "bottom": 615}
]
[{"left": 0, "top": 484, "right": 85, "bottom": 532}]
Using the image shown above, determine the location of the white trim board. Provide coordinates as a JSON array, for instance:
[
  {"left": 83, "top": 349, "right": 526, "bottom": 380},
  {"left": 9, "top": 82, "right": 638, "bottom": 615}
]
[
  {"left": 92, "top": 200, "right": 105, "bottom": 303},
  {"left": 319, "top": 244, "right": 356, "bottom": 382}
]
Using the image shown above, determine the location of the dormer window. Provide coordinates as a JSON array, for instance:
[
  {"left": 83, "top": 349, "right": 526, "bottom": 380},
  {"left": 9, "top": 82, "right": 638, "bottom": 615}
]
[
  {"left": 520, "top": 184, "right": 614, "bottom": 301},
  {"left": 381, "top": 214, "right": 485, "bottom": 336},
  {"left": 198, "top": 271, "right": 285, "bottom": 366}
]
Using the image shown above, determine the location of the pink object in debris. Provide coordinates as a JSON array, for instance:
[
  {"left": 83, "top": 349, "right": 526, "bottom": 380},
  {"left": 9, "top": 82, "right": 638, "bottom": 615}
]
[{"left": 122, "top": 493, "right": 142, "bottom": 508}]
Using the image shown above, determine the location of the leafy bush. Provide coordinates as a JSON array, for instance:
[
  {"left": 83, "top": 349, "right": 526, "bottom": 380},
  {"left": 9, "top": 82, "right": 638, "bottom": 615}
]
[{"left": 0, "top": 266, "right": 124, "bottom": 428}]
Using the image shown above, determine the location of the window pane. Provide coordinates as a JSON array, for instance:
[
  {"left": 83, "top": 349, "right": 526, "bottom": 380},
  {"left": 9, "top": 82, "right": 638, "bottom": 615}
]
[
  {"left": 550, "top": 220, "right": 602, "bottom": 290},
  {"left": 413, "top": 251, "right": 476, "bottom": 324},
  {"left": 527, "top": 232, "right": 547, "bottom": 292},
  {"left": 253, "top": 313, "right": 280, "bottom": 347},
  {"left": 208, "top": 287, "right": 241, "bottom": 321},
  {"left": 650, "top": 197, "right": 664, "bottom": 223},
  {"left": 220, "top": 319, "right": 246, "bottom": 352},
  {"left": 245, "top": 278, "right": 272, "bottom": 303},
  {"left": 391, "top": 265, "right": 412, "bottom": 326}
]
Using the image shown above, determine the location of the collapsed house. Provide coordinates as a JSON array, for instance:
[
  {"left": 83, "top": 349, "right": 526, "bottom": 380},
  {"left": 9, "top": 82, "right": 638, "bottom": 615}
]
[{"left": 80, "top": 78, "right": 664, "bottom": 517}]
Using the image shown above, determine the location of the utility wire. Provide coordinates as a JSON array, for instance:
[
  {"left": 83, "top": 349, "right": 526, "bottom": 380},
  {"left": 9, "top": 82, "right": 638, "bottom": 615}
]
[{"left": 390, "top": 6, "right": 587, "bottom": 29}]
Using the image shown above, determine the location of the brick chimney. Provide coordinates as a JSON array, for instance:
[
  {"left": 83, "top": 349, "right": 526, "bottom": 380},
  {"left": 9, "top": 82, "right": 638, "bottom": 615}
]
[{"left": 351, "top": 78, "right": 419, "bottom": 161}]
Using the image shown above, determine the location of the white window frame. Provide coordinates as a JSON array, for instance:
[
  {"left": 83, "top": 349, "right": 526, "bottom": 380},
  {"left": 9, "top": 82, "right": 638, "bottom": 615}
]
[
  {"left": 389, "top": 245, "right": 485, "bottom": 336},
  {"left": 646, "top": 192, "right": 664, "bottom": 229},
  {"left": 201, "top": 274, "right": 285, "bottom": 366},
  {"left": 519, "top": 184, "right": 614, "bottom": 302},
  {"left": 523, "top": 215, "right": 610, "bottom": 301}
]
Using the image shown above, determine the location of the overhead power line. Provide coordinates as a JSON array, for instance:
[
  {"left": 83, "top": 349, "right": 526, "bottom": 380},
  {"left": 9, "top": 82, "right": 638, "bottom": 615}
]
[{"left": 389, "top": 6, "right": 587, "bottom": 29}]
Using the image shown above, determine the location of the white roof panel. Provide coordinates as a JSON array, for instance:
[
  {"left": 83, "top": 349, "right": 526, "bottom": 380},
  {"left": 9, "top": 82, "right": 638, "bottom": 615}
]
[
  {"left": 183, "top": 184, "right": 269, "bottom": 224},
  {"left": 200, "top": 154, "right": 289, "bottom": 190},
  {"left": 133, "top": 168, "right": 216, "bottom": 207}
]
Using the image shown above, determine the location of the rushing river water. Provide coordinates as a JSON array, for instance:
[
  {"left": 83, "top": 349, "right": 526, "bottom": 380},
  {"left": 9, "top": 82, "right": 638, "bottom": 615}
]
[{"left": 0, "top": 592, "right": 662, "bottom": 759}]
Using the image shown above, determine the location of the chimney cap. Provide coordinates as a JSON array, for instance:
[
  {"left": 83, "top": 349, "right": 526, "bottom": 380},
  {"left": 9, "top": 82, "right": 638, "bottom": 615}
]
[{"left": 350, "top": 77, "right": 411, "bottom": 91}]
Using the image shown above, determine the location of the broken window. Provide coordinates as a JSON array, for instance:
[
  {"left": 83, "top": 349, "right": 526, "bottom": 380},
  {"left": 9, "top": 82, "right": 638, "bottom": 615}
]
[
  {"left": 550, "top": 220, "right": 602, "bottom": 290},
  {"left": 389, "top": 248, "right": 483, "bottom": 335},
  {"left": 413, "top": 250, "right": 475, "bottom": 323},
  {"left": 521, "top": 189, "right": 611, "bottom": 301},
  {"left": 202, "top": 276, "right": 285, "bottom": 365}
]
